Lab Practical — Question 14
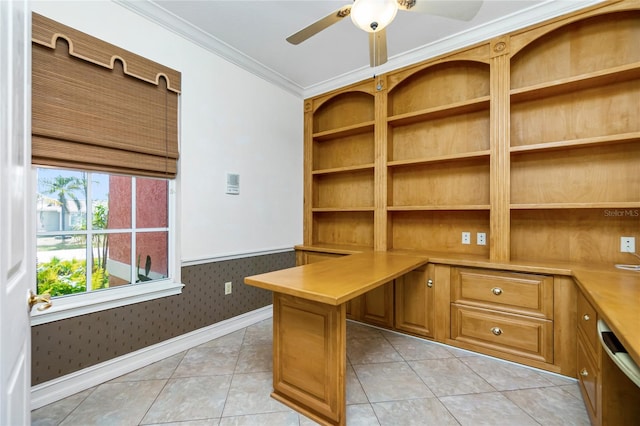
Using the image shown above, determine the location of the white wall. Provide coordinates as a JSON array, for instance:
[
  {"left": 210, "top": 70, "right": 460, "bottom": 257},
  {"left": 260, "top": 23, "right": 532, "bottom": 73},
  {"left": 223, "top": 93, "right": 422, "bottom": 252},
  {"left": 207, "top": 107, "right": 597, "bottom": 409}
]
[{"left": 31, "top": 1, "right": 303, "bottom": 263}]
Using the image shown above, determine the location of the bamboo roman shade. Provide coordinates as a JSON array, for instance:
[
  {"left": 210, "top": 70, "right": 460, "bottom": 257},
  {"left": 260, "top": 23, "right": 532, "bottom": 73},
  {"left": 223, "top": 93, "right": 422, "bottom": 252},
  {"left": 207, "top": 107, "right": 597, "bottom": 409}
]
[{"left": 31, "top": 13, "right": 181, "bottom": 178}]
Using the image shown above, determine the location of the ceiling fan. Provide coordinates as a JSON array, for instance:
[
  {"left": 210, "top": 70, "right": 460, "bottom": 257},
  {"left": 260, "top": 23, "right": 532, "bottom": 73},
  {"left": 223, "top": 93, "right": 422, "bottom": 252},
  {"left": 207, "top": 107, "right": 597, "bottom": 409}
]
[{"left": 287, "top": 0, "right": 483, "bottom": 67}]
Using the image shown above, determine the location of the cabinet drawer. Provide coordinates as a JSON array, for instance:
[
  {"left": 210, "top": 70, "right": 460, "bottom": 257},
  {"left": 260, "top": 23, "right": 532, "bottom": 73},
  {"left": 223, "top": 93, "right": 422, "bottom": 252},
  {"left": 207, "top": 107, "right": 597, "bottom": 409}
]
[
  {"left": 577, "top": 291, "right": 598, "bottom": 354},
  {"left": 451, "top": 304, "right": 554, "bottom": 363},
  {"left": 451, "top": 267, "right": 553, "bottom": 319},
  {"left": 577, "top": 332, "right": 599, "bottom": 423}
]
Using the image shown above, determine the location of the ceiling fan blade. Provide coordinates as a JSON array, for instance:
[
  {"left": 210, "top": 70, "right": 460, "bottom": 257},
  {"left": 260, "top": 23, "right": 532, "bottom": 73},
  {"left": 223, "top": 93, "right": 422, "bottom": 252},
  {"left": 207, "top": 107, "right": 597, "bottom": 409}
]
[
  {"left": 369, "top": 29, "right": 388, "bottom": 67},
  {"left": 399, "top": 0, "right": 483, "bottom": 21},
  {"left": 286, "top": 5, "right": 352, "bottom": 45}
]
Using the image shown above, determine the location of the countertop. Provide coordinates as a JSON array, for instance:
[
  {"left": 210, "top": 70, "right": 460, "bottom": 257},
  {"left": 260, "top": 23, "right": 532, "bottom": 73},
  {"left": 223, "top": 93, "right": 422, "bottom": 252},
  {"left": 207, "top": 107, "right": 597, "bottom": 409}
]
[{"left": 245, "top": 251, "right": 429, "bottom": 306}]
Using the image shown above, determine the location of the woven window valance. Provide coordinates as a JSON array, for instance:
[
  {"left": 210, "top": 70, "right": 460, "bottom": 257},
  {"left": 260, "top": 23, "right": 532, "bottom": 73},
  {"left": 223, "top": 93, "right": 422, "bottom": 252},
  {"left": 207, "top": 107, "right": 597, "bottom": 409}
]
[{"left": 31, "top": 12, "right": 182, "bottom": 178}]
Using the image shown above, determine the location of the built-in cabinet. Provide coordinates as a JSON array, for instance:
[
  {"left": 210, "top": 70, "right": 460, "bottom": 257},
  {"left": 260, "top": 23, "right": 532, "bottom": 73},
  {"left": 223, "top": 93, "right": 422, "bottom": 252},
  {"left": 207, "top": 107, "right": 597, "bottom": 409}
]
[
  {"left": 354, "top": 282, "right": 394, "bottom": 328},
  {"left": 296, "top": 0, "right": 639, "bottom": 380},
  {"left": 394, "top": 264, "right": 434, "bottom": 338},
  {"left": 577, "top": 291, "right": 600, "bottom": 421},
  {"left": 450, "top": 268, "right": 554, "bottom": 364}
]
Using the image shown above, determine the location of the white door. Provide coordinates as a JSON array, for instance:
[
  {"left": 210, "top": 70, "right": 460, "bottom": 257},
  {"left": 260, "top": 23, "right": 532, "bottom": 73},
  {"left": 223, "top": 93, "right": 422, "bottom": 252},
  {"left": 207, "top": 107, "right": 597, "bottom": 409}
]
[{"left": 1, "top": 0, "right": 33, "bottom": 424}]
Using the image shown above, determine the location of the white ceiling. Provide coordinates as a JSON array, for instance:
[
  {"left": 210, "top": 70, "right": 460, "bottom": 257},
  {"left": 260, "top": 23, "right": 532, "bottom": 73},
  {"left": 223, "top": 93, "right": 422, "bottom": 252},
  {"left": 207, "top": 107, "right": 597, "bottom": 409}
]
[{"left": 117, "top": 0, "right": 603, "bottom": 97}]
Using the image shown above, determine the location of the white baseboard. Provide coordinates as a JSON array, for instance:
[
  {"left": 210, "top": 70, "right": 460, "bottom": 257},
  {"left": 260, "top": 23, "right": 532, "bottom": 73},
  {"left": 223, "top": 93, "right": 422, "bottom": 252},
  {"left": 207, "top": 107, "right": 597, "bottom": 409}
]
[{"left": 31, "top": 305, "right": 273, "bottom": 410}]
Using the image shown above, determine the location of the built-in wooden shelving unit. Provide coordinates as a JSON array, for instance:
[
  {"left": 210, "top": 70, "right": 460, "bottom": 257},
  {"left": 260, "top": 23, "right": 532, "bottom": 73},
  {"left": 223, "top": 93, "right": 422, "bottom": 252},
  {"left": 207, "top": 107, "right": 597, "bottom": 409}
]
[
  {"left": 297, "top": 0, "right": 640, "bottom": 397},
  {"left": 303, "top": 3, "right": 639, "bottom": 265}
]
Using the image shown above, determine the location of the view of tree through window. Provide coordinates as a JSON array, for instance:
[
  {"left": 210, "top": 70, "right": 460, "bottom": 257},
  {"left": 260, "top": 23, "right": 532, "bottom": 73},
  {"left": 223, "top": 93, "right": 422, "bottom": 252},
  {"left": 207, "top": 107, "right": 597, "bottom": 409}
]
[{"left": 36, "top": 168, "right": 169, "bottom": 297}]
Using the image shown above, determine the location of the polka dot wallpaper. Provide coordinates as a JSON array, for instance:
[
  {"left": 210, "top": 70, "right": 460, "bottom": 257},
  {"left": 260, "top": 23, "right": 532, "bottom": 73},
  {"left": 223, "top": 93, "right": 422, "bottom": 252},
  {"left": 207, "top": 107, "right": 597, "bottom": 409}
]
[{"left": 31, "top": 251, "right": 295, "bottom": 385}]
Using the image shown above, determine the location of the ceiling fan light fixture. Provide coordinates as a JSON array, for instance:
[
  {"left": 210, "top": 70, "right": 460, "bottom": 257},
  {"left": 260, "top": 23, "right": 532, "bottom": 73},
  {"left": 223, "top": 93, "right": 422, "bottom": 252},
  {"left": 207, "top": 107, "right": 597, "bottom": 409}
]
[{"left": 350, "top": 0, "right": 398, "bottom": 32}]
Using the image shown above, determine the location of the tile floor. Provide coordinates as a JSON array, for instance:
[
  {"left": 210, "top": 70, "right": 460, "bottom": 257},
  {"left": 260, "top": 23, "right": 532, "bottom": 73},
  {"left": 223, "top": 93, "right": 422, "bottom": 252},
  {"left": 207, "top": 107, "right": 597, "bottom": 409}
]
[{"left": 32, "top": 319, "right": 591, "bottom": 426}]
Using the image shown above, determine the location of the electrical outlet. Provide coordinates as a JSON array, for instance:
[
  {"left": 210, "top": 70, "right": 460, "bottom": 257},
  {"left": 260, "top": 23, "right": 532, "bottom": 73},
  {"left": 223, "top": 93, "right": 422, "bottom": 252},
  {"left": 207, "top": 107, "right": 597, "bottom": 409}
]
[
  {"left": 620, "top": 236, "right": 636, "bottom": 253},
  {"left": 462, "top": 232, "right": 471, "bottom": 245},
  {"left": 477, "top": 232, "right": 487, "bottom": 246},
  {"left": 224, "top": 281, "right": 232, "bottom": 295}
]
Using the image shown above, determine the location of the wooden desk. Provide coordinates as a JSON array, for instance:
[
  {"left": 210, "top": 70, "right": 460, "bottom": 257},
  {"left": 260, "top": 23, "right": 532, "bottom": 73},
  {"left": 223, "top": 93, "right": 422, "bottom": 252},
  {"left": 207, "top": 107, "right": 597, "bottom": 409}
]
[{"left": 244, "top": 252, "right": 429, "bottom": 426}]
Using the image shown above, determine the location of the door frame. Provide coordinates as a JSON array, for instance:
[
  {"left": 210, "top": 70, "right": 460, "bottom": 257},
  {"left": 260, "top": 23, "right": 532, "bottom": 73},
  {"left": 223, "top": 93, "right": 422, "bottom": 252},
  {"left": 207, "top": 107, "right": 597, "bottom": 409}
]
[{"left": 0, "top": 0, "right": 33, "bottom": 423}]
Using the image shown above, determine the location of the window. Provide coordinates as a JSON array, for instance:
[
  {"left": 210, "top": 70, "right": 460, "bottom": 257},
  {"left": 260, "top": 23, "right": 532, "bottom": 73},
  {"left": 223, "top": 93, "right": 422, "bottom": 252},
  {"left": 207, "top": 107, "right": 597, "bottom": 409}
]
[
  {"left": 30, "top": 13, "right": 183, "bottom": 325},
  {"left": 31, "top": 167, "right": 182, "bottom": 325}
]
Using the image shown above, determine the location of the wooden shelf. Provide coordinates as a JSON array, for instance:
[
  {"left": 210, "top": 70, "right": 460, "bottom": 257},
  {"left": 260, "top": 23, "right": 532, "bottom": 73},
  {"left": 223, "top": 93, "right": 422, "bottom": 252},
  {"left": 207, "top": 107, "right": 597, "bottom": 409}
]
[
  {"left": 388, "top": 150, "right": 490, "bottom": 167},
  {"left": 312, "top": 207, "right": 375, "bottom": 212},
  {"left": 294, "top": 244, "right": 371, "bottom": 255},
  {"left": 312, "top": 164, "right": 375, "bottom": 175},
  {"left": 510, "top": 202, "right": 640, "bottom": 210},
  {"left": 389, "top": 210, "right": 490, "bottom": 256},
  {"left": 510, "top": 62, "right": 640, "bottom": 104},
  {"left": 510, "top": 142, "right": 639, "bottom": 207},
  {"left": 389, "top": 205, "right": 490, "bottom": 211},
  {"left": 312, "top": 121, "right": 375, "bottom": 141},
  {"left": 387, "top": 96, "right": 490, "bottom": 127},
  {"left": 312, "top": 210, "right": 374, "bottom": 248},
  {"left": 389, "top": 159, "right": 490, "bottom": 208},
  {"left": 510, "top": 132, "right": 640, "bottom": 154}
]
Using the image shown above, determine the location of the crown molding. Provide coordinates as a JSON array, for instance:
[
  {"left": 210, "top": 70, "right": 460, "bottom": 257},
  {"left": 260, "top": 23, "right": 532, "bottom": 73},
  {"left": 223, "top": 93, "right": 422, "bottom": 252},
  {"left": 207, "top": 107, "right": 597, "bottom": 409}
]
[
  {"left": 303, "top": 0, "right": 606, "bottom": 97},
  {"left": 114, "top": 0, "right": 305, "bottom": 97},
  {"left": 115, "top": 0, "right": 605, "bottom": 100}
]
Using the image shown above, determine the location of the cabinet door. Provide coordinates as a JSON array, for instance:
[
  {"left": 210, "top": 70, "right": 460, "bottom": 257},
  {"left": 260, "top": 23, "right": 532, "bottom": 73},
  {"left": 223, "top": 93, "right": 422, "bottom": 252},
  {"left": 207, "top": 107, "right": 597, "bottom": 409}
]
[
  {"left": 395, "top": 265, "right": 434, "bottom": 338},
  {"left": 577, "top": 332, "right": 599, "bottom": 425},
  {"left": 357, "top": 281, "right": 394, "bottom": 328}
]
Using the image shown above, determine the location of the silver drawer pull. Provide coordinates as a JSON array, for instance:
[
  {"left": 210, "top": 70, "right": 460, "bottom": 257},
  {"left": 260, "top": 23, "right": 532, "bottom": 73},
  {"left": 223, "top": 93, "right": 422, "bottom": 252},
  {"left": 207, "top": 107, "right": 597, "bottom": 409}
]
[
  {"left": 580, "top": 368, "right": 589, "bottom": 377},
  {"left": 491, "top": 287, "right": 503, "bottom": 296},
  {"left": 583, "top": 314, "right": 590, "bottom": 321},
  {"left": 491, "top": 327, "right": 502, "bottom": 336},
  {"left": 427, "top": 279, "right": 433, "bottom": 288}
]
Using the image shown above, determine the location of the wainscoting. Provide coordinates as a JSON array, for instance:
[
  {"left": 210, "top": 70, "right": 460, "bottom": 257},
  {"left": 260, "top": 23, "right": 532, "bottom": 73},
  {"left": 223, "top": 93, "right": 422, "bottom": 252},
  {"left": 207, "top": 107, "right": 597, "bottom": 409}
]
[{"left": 30, "top": 250, "right": 295, "bottom": 406}]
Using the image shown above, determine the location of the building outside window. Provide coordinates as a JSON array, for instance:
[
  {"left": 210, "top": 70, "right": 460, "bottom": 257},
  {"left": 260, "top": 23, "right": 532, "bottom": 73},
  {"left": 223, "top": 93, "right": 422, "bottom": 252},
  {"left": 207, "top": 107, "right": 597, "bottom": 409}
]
[{"left": 33, "top": 167, "right": 178, "bottom": 324}]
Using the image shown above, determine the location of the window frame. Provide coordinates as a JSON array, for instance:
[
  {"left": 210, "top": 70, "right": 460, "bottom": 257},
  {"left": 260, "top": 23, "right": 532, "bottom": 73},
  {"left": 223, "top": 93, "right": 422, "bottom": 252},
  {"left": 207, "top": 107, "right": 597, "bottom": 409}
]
[{"left": 30, "top": 169, "right": 183, "bottom": 326}]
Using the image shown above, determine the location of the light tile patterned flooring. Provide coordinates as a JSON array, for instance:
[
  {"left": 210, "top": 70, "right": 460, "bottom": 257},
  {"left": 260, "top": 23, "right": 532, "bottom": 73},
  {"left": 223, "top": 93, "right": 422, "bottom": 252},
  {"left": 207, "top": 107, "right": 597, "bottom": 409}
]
[{"left": 32, "top": 319, "right": 591, "bottom": 425}]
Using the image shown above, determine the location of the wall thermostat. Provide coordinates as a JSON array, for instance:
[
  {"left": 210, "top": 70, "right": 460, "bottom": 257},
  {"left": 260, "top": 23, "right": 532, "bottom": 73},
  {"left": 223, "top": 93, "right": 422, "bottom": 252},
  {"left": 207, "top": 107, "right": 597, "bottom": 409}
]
[{"left": 226, "top": 173, "right": 240, "bottom": 195}]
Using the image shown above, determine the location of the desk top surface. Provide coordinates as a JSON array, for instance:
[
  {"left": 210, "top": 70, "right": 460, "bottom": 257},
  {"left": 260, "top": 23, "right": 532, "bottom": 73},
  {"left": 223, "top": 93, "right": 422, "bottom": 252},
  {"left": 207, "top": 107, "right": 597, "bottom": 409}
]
[{"left": 244, "top": 252, "right": 429, "bottom": 306}]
